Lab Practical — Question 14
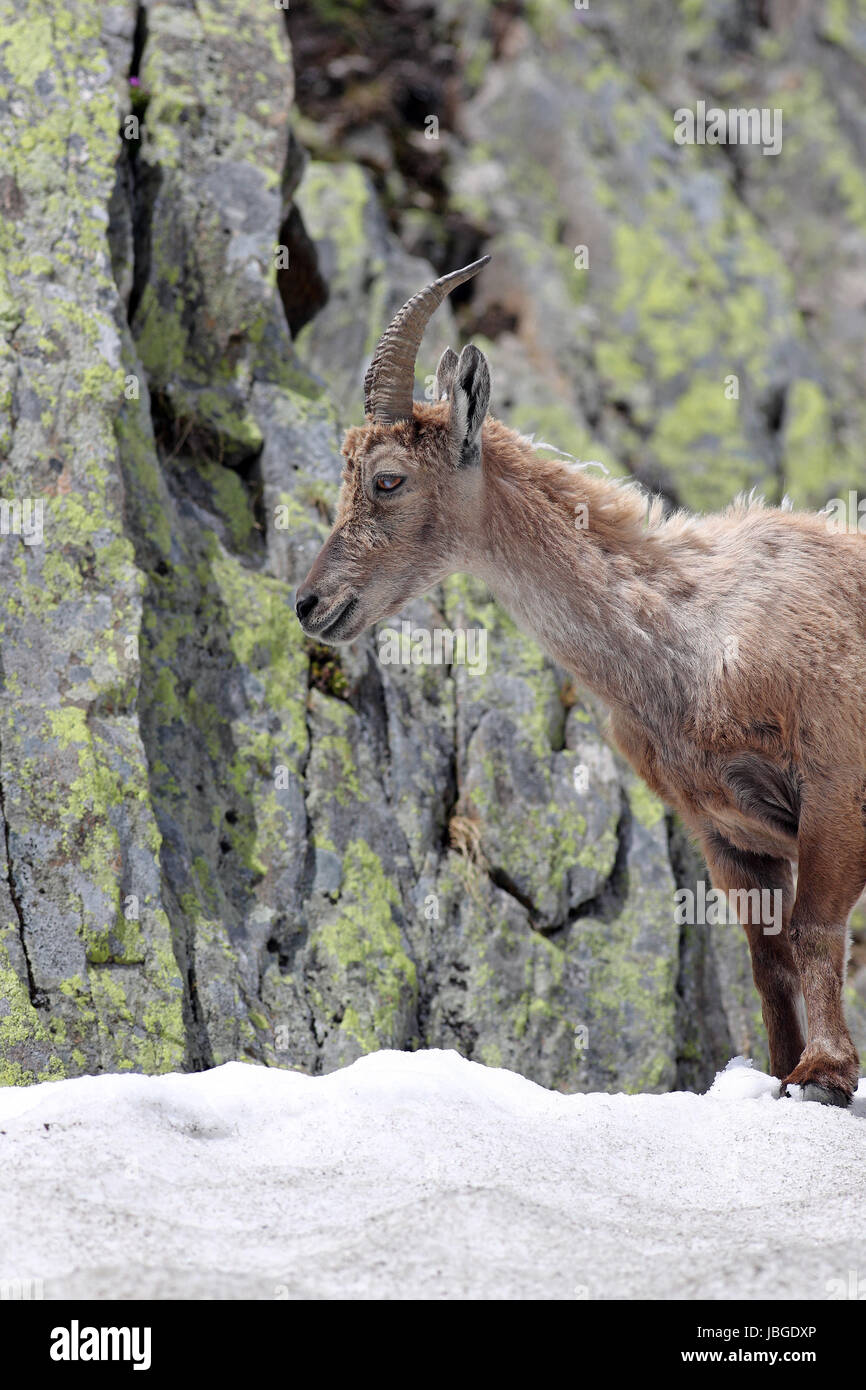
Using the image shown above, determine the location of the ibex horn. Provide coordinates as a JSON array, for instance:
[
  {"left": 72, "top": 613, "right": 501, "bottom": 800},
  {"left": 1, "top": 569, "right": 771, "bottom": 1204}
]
[{"left": 363, "top": 255, "right": 490, "bottom": 424}]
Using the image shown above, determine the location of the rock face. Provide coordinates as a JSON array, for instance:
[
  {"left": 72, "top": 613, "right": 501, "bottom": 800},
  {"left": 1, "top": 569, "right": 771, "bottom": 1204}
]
[{"left": 0, "top": 0, "right": 863, "bottom": 1091}]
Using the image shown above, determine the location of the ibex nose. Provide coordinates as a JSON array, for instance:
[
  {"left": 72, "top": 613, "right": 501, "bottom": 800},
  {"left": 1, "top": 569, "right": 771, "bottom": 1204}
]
[{"left": 295, "top": 591, "right": 318, "bottom": 624}]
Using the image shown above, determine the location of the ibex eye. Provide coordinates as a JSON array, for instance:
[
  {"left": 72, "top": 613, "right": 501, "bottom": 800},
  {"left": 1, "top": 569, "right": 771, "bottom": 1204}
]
[{"left": 375, "top": 474, "right": 405, "bottom": 493}]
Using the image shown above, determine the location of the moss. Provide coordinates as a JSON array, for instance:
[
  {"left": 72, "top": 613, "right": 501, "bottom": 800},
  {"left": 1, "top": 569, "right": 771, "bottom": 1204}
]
[
  {"left": 47, "top": 707, "right": 89, "bottom": 750},
  {"left": 0, "top": 14, "right": 55, "bottom": 89},
  {"left": 440, "top": 573, "right": 621, "bottom": 921},
  {"left": 432, "top": 858, "right": 593, "bottom": 1086},
  {"left": 509, "top": 400, "right": 614, "bottom": 474},
  {"left": 115, "top": 406, "right": 173, "bottom": 559},
  {"left": 274, "top": 488, "right": 325, "bottom": 537},
  {"left": 294, "top": 161, "right": 369, "bottom": 282},
  {"left": 293, "top": 159, "right": 398, "bottom": 420},
  {"left": 576, "top": 908, "right": 677, "bottom": 1093},
  {"left": 782, "top": 378, "right": 838, "bottom": 506},
  {"left": 676, "top": 0, "right": 714, "bottom": 45},
  {"left": 195, "top": 460, "right": 256, "bottom": 550},
  {"left": 309, "top": 644, "right": 350, "bottom": 700},
  {"left": 442, "top": 572, "right": 563, "bottom": 761},
  {"left": 152, "top": 665, "right": 183, "bottom": 722},
  {"left": 208, "top": 536, "right": 309, "bottom": 766},
  {"left": 0, "top": 937, "right": 65, "bottom": 1085},
  {"left": 611, "top": 221, "right": 723, "bottom": 381},
  {"left": 628, "top": 780, "right": 665, "bottom": 831},
  {"left": 595, "top": 340, "right": 646, "bottom": 393},
  {"left": 315, "top": 735, "right": 365, "bottom": 806},
  {"left": 137, "top": 521, "right": 311, "bottom": 921},
  {"left": 91, "top": 968, "right": 184, "bottom": 1073},
  {"left": 196, "top": 388, "right": 264, "bottom": 455},
  {"left": 651, "top": 376, "right": 757, "bottom": 512},
  {"left": 42, "top": 713, "right": 155, "bottom": 914},
  {"left": 134, "top": 284, "right": 188, "bottom": 381},
  {"left": 77, "top": 362, "right": 126, "bottom": 403},
  {"left": 317, "top": 839, "right": 416, "bottom": 1054},
  {"left": 575, "top": 824, "right": 618, "bottom": 873}
]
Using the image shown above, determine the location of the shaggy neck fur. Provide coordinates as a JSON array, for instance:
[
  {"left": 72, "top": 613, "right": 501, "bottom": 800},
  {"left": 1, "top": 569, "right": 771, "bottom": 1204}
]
[{"left": 464, "top": 419, "right": 703, "bottom": 728}]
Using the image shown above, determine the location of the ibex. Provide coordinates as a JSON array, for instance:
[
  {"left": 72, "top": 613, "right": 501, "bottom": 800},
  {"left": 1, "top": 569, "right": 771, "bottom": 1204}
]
[{"left": 296, "top": 257, "right": 866, "bottom": 1106}]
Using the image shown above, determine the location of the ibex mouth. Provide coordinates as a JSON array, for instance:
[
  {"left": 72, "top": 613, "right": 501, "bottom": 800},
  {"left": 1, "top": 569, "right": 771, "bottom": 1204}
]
[{"left": 308, "top": 595, "right": 359, "bottom": 643}]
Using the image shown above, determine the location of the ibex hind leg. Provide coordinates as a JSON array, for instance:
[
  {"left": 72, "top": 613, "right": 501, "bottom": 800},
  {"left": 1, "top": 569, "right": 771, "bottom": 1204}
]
[
  {"left": 781, "top": 799, "right": 865, "bottom": 1105},
  {"left": 700, "top": 833, "right": 805, "bottom": 1081}
]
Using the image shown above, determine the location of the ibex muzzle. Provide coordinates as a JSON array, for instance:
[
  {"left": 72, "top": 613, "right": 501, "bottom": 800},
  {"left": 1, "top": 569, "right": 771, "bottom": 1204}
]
[{"left": 295, "top": 257, "right": 491, "bottom": 644}]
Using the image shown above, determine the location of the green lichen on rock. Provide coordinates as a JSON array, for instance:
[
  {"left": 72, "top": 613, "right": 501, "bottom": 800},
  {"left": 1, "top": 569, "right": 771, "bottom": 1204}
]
[
  {"left": 0, "top": 933, "right": 66, "bottom": 1085},
  {"left": 313, "top": 839, "right": 417, "bottom": 1058},
  {"left": 0, "top": 0, "right": 188, "bottom": 1082},
  {"left": 450, "top": 2, "right": 864, "bottom": 514},
  {"left": 4, "top": 0, "right": 843, "bottom": 1096},
  {"left": 294, "top": 159, "right": 459, "bottom": 424},
  {"left": 131, "top": 0, "right": 294, "bottom": 457}
]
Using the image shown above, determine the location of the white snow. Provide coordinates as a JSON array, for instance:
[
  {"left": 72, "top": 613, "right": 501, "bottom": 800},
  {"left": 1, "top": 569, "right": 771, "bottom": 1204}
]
[{"left": 1, "top": 1050, "right": 864, "bottom": 1300}]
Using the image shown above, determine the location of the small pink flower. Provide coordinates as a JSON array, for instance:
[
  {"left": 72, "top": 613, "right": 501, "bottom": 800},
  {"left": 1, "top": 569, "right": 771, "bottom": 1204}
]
[{"left": 129, "top": 76, "right": 140, "bottom": 87}]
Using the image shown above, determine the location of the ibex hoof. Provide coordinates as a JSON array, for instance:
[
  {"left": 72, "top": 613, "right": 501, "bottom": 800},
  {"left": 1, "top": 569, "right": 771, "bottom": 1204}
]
[{"left": 800, "top": 1083, "right": 851, "bottom": 1108}]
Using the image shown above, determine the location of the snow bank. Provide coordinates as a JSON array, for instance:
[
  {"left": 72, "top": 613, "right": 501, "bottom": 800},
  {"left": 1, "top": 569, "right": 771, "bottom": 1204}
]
[{"left": 1, "top": 1051, "right": 864, "bottom": 1300}]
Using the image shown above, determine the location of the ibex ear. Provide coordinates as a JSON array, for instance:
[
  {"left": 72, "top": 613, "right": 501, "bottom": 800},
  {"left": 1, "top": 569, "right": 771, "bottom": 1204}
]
[
  {"left": 449, "top": 344, "right": 490, "bottom": 468},
  {"left": 435, "top": 346, "right": 459, "bottom": 401}
]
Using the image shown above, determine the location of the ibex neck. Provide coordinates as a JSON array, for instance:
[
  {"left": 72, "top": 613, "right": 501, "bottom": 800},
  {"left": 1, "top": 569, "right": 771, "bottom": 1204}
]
[{"left": 466, "top": 422, "right": 694, "bottom": 725}]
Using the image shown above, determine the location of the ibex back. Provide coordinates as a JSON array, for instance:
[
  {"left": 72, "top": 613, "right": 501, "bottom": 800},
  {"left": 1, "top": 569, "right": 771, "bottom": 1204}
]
[{"left": 297, "top": 257, "right": 866, "bottom": 1106}]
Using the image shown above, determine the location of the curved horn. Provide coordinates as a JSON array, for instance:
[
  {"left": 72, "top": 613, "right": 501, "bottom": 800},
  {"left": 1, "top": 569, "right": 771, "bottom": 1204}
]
[{"left": 363, "top": 255, "right": 490, "bottom": 424}]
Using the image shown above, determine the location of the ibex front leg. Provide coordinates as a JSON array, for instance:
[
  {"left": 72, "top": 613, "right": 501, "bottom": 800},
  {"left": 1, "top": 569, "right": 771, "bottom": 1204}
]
[
  {"left": 701, "top": 833, "right": 805, "bottom": 1080},
  {"left": 782, "top": 806, "right": 865, "bottom": 1106}
]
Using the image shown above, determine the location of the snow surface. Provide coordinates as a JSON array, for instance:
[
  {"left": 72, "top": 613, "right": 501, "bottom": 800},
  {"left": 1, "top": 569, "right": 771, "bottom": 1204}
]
[{"left": 1, "top": 1050, "right": 865, "bottom": 1300}]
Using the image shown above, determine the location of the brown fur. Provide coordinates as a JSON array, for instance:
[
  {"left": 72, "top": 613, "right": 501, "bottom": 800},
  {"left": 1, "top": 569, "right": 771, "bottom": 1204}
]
[{"left": 298, "top": 399, "right": 866, "bottom": 1102}]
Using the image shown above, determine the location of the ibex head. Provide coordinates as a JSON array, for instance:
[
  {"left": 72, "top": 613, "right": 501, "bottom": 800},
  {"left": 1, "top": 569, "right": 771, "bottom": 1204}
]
[{"left": 295, "top": 257, "right": 491, "bottom": 644}]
